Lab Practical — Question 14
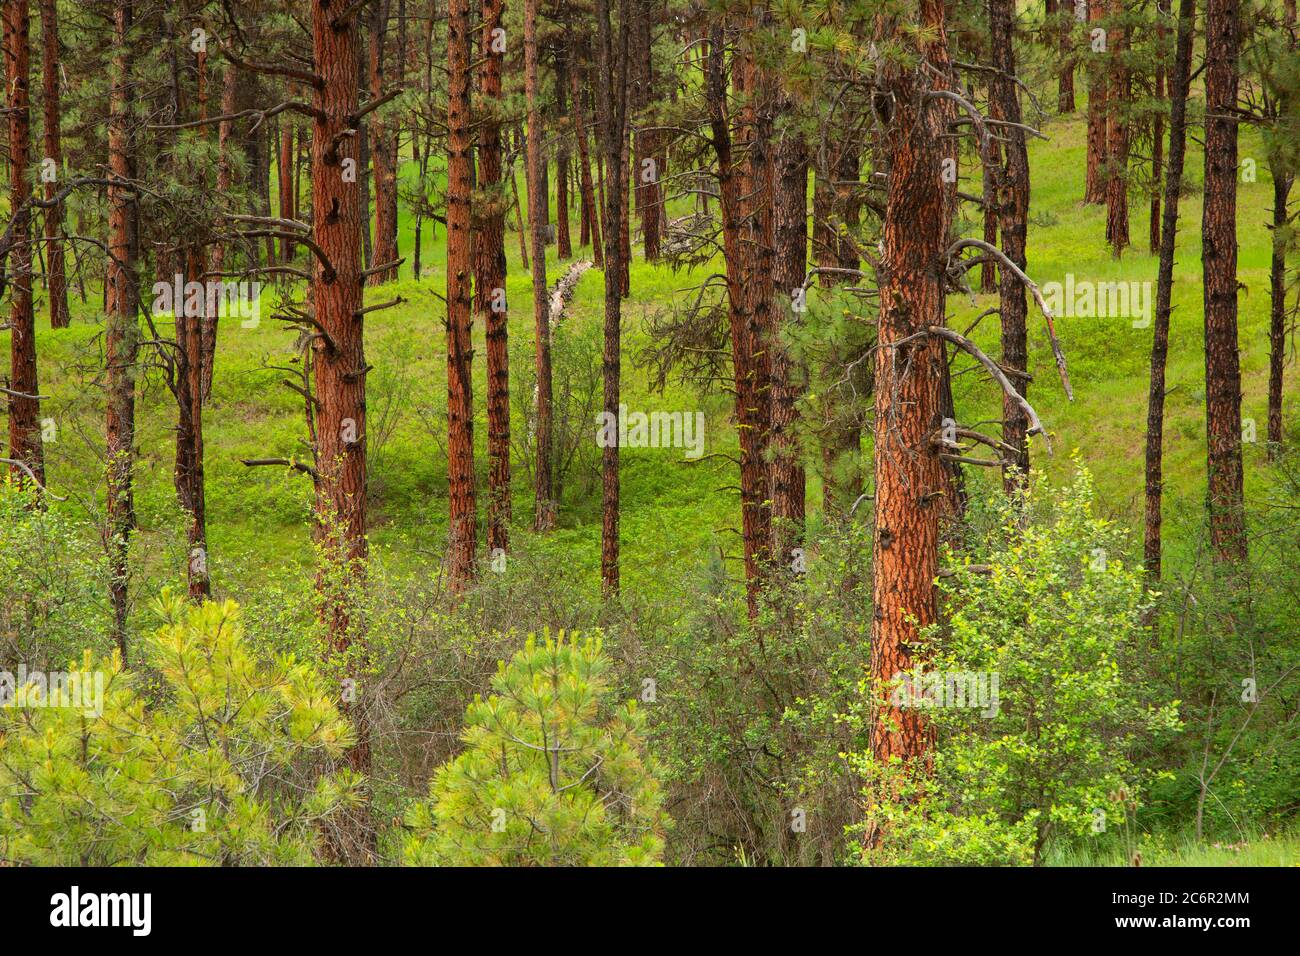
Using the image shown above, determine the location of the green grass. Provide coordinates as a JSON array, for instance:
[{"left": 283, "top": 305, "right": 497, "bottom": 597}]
[{"left": 1046, "top": 828, "right": 1300, "bottom": 867}]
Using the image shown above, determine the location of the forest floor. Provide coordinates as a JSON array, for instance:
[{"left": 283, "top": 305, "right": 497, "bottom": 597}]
[{"left": 24, "top": 109, "right": 1296, "bottom": 599}]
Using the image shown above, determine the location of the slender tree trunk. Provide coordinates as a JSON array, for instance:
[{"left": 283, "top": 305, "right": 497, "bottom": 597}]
[
  {"left": 1104, "top": 0, "right": 1130, "bottom": 255},
  {"left": 525, "top": 0, "right": 555, "bottom": 530},
  {"left": 183, "top": 247, "right": 209, "bottom": 600},
  {"left": 572, "top": 59, "right": 602, "bottom": 265},
  {"left": 309, "top": 0, "right": 372, "bottom": 802},
  {"left": 368, "top": 0, "right": 399, "bottom": 285},
  {"left": 594, "top": 0, "right": 629, "bottom": 595},
  {"left": 770, "top": 118, "right": 807, "bottom": 569},
  {"left": 279, "top": 111, "right": 294, "bottom": 262},
  {"left": 6, "top": 0, "right": 44, "bottom": 494},
  {"left": 446, "top": 0, "right": 477, "bottom": 589},
  {"left": 632, "top": 3, "right": 660, "bottom": 262},
  {"left": 981, "top": 85, "right": 1001, "bottom": 295},
  {"left": 1144, "top": 0, "right": 1195, "bottom": 579},
  {"left": 870, "top": 0, "right": 955, "bottom": 772},
  {"left": 1056, "top": 0, "right": 1077, "bottom": 112},
  {"left": 106, "top": 0, "right": 138, "bottom": 657},
  {"left": 1149, "top": 8, "right": 1166, "bottom": 254},
  {"left": 555, "top": 53, "right": 572, "bottom": 260},
  {"left": 992, "top": 0, "right": 1031, "bottom": 487},
  {"left": 1084, "top": 0, "right": 1109, "bottom": 203},
  {"left": 476, "top": 0, "right": 510, "bottom": 558},
  {"left": 1202, "top": 0, "right": 1247, "bottom": 563},
  {"left": 202, "top": 63, "right": 237, "bottom": 404},
  {"left": 38, "top": 0, "right": 67, "bottom": 328},
  {"left": 706, "top": 26, "right": 769, "bottom": 616},
  {"left": 1267, "top": 164, "right": 1294, "bottom": 457}
]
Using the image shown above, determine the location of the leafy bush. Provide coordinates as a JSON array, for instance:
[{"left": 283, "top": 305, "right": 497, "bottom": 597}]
[
  {"left": 0, "top": 591, "right": 361, "bottom": 865},
  {"left": 852, "top": 466, "right": 1182, "bottom": 865},
  {"left": 403, "top": 630, "right": 667, "bottom": 866}
]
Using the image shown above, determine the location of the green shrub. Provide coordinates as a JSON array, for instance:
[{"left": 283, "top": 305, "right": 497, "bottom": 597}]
[
  {"left": 0, "top": 591, "right": 361, "bottom": 865},
  {"left": 404, "top": 630, "right": 667, "bottom": 866},
  {"left": 852, "top": 466, "right": 1182, "bottom": 865}
]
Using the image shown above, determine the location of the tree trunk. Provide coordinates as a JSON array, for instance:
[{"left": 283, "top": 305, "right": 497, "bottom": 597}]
[
  {"left": 5, "top": 0, "right": 44, "bottom": 495},
  {"left": 309, "top": 0, "right": 372, "bottom": 800},
  {"left": 770, "top": 117, "right": 807, "bottom": 570},
  {"left": 1104, "top": 0, "right": 1130, "bottom": 255},
  {"left": 202, "top": 63, "right": 237, "bottom": 404},
  {"left": 1056, "top": 0, "right": 1077, "bottom": 112},
  {"left": 555, "top": 53, "right": 572, "bottom": 260},
  {"left": 1267, "top": 164, "right": 1294, "bottom": 457},
  {"left": 368, "top": 0, "right": 399, "bottom": 285},
  {"left": 870, "top": 0, "right": 955, "bottom": 771},
  {"left": 476, "top": 0, "right": 510, "bottom": 558},
  {"left": 594, "top": 0, "right": 629, "bottom": 595},
  {"left": 525, "top": 0, "right": 556, "bottom": 531},
  {"left": 279, "top": 112, "right": 294, "bottom": 262},
  {"left": 38, "top": 0, "right": 67, "bottom": 328},
  {"left": 706, "top": 26, "right": 770, "bottom": 616},
  {"left": 1149, "top": 9, "right": 1166, "bottom": 254},
  {"left": 1201, "top": 0, "right": 1247, "bottom": 563},
  {"left": 572, "top": 60, "right": 602, "bottom": 265},
  {"left": 1144, "top": 0, "right": 1195, "bottom": 579},
  {"left": 991, "top": 0, "right": 1031, "bottom": 486},
  {"left": 1084, "top": 0, "right": 1108, "bottom": 204},
  {"left": 446, "top": 0, "right": 477, "bottom": 589},
  {"left": 106, "top": 0, "right": 138, "bottom": 657}
]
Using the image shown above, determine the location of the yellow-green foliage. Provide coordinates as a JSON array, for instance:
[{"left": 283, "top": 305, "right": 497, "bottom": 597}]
[
  {"left": 0, "top": 591, "right": 361, "bottom": 865},
  {"left": 404, "top": 630, "right": 667, "bottom": 866}
]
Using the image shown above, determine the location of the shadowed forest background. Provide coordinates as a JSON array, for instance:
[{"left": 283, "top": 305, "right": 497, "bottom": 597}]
[{"left": 0, "top": 0, "right": 1298, "bottom": 866}]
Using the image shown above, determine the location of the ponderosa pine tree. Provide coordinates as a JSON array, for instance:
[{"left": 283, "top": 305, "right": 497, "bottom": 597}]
[
  {"left": 594, "top": 0, "right": 630, "bottom": 596},
  {"left": 1084, "top": 0, "right": 1109, "bottom": 203},
  {"left": 870, "top": 0, "right": 957, "bottom": 773},
  {"left": 991, "top": 0, "right": 1031, "bottom": 485},
  {"left": 368, "top": 0, "right": 399, "bottom": 286},
  {"left": 1201, "top": 0, "right": 1248, "bottom": 562},
  {"left": 525, "top": 0, "right": 556, "bottom": 532},
  {"left": 1144, "top": 0, "right": 1196, "bottom": 578},
  {"left": 477, "top": 0, "right": 511, "bottom": 559},
  {"left": 4, "top": 0, "right": 44, "bottom": 497},
  {"left": 106, "top": 0, "right": 139, "bottom": 657},
  {"left": 446, "top": 0, "right": 477, "bottom": 589},
  {"left": 1104, "top": 0, "right": 1131, "bottom": 255},
  {"left": 38, "top": 0, "right": 67, "bottom": 329}
]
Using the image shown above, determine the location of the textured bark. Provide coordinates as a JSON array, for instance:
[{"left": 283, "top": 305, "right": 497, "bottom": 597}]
[
  {"left": 981, "top": 86, "right": 1001, "bottom": 295},
  {"left": 446, "top": 0, "right": 477, "bottom": 589},
  {"left": 770, "top": 121, "right": 807, "bottom": 568},
  {"left": 1084, "top": 0, "right": 1109, "bottom": 204},
  {"left": 706, "top": 27, "right": 769, "bottom": 616},
  {"left": 555, "top": 54, "right": 572, "bottom": 260},
  {"left": 368, "top": 0, "right": 399, "bottom": 285},
  {"left": 572, "top": 60, "right": 602, "bottom": 265},
  {"left": 1055, "top": 0, "right": 1077, "bottom": 112},
  {"left": 1268, "top": 163, "right": 1294, "bottom": 456},
  {"left": 183, "top": 247, "right": 209, "bottom": 601},
  {"left": 202, "top": 63, "right": 237, "bottom": 404},
  {"left": 5, "top": 0, "right": 44, "bottom": 494},
  {"left": 525, "top": 0, "right": 555, "bottom": 530},
  {"left": 106, "top": 0, "right": 138, "bottom": 657},
  {"left": 309, "top": 0, "right": 371, "bottom": 794},
  {"left": 1149, "top": 9, "right": 1166, "bottom": 254},
  {"left": 1144, "top": 0, "right": 1195, "bottom": 579},
  {"left": 632, "top": 3, "right": 660, "bottom": 262},
  {"left": 1201, "top": 0, "right": 1247, "bottom": 562},
  {"left": 991, "top": 0, "right": 1031, "bottom": 486},
  {"left": 871, "top": 0, "right": 955, "bottom": 769},
  {"left": 594, "top": 0, "right": 629, "bottom": 596},
  {"left": 476, "top": 0, "right": 510, "bottom": 557},
  {"left": 38, "top": 0, "right": 67, "bottom": 328},
  {"left": 1104, "top": 0, "right": 1130, "bottom": 255},
  {"left": 278, "top": 104, "right": 295, "bottom": 262}
]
